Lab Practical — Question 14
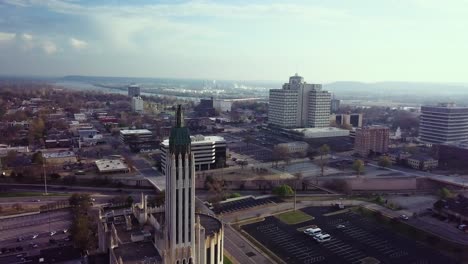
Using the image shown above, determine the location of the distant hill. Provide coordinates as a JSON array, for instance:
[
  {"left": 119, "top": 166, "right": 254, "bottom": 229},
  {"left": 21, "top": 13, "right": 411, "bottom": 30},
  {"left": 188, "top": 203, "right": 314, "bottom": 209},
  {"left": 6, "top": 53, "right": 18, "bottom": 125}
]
[{"left": 324, "top": 81, "right": 468, "bottom": 95}]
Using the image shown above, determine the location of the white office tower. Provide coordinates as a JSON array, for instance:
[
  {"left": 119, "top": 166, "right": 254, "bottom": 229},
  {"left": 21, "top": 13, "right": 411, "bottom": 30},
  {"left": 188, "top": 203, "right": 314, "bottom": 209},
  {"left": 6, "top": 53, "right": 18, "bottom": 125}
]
[
  {"left": 164, "top": 106, "right": 196, "bottom": 263},
  {"left": 132, "top": 96, "right": 144, "bottom": 112},
  {"left": 268, "top": 74, "right": 331, "bottom": 128},
  {"left": 128, "top": 84, "right": 141, "bottom": 97},
  {"left": 420, "top": 103, "right": 468, "bottom": 144}
]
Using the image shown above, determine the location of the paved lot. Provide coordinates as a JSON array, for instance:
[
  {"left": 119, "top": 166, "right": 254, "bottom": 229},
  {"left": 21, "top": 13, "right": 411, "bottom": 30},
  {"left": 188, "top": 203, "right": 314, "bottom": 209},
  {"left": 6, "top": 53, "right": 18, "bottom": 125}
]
[
  {"left": 229, "top": 143, "right": 273, "bottom": 162},
  {"left": 243, "top": 206, "right": 457, "bottom": 264},
  {"left": 213, "top": 197, "right": 283, "bottom": 215}
]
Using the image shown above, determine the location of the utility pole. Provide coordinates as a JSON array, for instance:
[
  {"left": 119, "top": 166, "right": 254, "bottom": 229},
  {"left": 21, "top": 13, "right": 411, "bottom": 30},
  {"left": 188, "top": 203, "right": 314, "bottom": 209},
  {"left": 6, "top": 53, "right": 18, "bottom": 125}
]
[{"left": 43, "top": 160, "right": 48, "bottom": 195}]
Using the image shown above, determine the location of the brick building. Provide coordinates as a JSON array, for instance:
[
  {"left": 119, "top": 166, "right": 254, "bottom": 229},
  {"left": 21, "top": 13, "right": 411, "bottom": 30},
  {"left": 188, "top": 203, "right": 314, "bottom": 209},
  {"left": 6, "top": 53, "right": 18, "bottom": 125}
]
[{"left": 354, "top": 126, "right": 390, "bottom": 157}]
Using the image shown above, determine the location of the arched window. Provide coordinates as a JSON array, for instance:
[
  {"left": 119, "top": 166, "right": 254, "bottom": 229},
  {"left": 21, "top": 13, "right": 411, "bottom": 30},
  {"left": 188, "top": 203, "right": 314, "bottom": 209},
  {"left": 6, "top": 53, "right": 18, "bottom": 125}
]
[
  {"left": 182, "top": 259, "right": 186, "bottom": 264},
  {"left": 189, "top": 258, "right": 193, "bottom": 264}
]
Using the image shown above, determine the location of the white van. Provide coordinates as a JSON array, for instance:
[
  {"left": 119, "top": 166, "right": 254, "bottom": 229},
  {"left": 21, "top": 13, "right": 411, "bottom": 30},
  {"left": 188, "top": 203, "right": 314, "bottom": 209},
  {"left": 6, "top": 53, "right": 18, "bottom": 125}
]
[
  {"left": 304, "top": 228, "right": 322, "bottom": 237},
  {"left": 314, "top": 233, "right": 331, "bottom": 242}
]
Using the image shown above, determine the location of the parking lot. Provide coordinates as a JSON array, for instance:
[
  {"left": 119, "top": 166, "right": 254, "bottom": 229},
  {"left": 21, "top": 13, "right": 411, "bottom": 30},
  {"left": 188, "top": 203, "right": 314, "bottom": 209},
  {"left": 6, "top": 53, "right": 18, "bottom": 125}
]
[
  {"left": 213, "top": 197, "right": 282, "bottom": 214},
  {"left": 243, "top": 206, "right": 457, "bottom": 264},
  {"left": 229, "top": 143, "right": 273, "bottom": 162}
]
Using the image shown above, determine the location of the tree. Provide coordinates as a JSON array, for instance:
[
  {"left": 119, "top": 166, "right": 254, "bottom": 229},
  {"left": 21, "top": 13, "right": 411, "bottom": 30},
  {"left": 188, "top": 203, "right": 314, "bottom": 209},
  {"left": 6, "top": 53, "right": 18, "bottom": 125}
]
[
  {"left": 272, "top": 145, "right": 289, "bottom": 168},
  {"left": 31, "top": 151, "right": 45, "bottom": 165},
  {"left": 29, "top": 117, "right": 45, "bottom": 142},
  {"left": 318, "top": 144, "right": 330, "bottom": 183},
  {"left": 272, "top": 184, "right": 294, "bottom": 198},
  {"left": 71, "top": 215, "right": 93, "bottom": 251},
  {"left": 4, "top": 150, "right": 17, "bottom": 167},
  {"left": 378, "top": 156, "right": 392, "bottom": 168},
  {"left": 323, "top": 179, "right": 352, "bottom": 194},
  {"left": 50, "top": 173, "right": 61, "bottom": 180},
  {"left": 148, "top": 190, "right": 165, "bottom": 207},
  {"left": 438, "top": 187, "right": 453, "bottom": 199},
  {"left": 126, "top": 195, "right": 134, "bottom": 206},
  {"left": 352, "top": 159, "right": 365, "bottom": 176},
  {"left": 243, "top": 135, "right": 254, "bottom": 148},
  {"left": 69, "top": 193, "right": 92, "bottom": 215}
]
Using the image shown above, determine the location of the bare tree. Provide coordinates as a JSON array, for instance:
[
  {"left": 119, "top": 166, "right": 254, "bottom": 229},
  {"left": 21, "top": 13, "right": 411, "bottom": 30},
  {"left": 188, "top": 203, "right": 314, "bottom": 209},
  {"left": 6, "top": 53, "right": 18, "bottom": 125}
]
[
  {"left": 318, "top": 144, "right": 330, "bottom": 184},
  {"left": 272, "top": 145, "right": 289, "bottom": 168}
]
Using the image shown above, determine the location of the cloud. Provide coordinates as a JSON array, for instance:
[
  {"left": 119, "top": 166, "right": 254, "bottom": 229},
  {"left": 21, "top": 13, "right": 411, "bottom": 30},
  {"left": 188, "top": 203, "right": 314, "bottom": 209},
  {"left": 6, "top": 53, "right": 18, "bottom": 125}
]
[
  {"left": 22, "top": 33, "right": 33, "bottom": 41},
  {"left": 0, "top": 32, "right": 16, "bottom": 43},
  {"left": 42, "top": 40, "right": 57, "bottom": 54},
  {"left": 69, "top": 37, "right": 87, "bottom": 49}
]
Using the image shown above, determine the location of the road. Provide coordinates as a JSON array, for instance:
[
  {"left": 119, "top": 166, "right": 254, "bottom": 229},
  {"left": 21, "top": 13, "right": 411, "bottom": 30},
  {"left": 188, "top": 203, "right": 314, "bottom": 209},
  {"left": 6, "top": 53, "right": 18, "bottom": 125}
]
[
  {"left": 0, "top": 211, "right": 71, "bottom": 231},
  {"left": 130, "top": 154, "right": 165, "bottom": 191}
]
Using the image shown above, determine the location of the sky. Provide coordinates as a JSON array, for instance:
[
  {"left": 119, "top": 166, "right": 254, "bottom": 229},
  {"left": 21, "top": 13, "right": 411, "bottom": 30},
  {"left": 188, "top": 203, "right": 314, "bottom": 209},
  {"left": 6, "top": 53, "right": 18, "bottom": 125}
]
[{"left": 0, "top": 0, "right": 468, "bottom": 82}]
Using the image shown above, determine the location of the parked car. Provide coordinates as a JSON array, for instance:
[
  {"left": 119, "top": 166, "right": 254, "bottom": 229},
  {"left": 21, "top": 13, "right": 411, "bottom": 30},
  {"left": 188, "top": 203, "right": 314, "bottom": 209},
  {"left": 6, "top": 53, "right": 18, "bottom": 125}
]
[
  {"left": 400, "top": 214, "right": 409, "bottom": 220},
  {"left": 304, "top": 228, "right": 322, "bottom": 237},
  {"left": 50, "top": 231, "right": 57, "bottom": 236},
  {"left": 336, "top": 224, "right": 346, "bottom": 229},
  {"left": 314, "top": 234, "right": 332, "bottom": 243}
]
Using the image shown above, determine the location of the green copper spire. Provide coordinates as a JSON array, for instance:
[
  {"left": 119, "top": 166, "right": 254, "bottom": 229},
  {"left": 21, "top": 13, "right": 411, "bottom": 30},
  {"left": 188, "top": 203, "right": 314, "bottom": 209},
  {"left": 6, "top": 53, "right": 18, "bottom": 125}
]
[
  {"left": 176, "top": 104, "right": 184, "bottom": 128},
  {"left": 169, "top": 105, "right": 191, "bottom": 155}
]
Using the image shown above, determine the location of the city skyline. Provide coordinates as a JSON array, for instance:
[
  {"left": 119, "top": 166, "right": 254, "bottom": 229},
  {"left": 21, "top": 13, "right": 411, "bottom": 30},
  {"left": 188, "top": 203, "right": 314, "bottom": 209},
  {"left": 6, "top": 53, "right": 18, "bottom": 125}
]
[{"left": 1, "top": 0, "right": 468, "bottom": 82}]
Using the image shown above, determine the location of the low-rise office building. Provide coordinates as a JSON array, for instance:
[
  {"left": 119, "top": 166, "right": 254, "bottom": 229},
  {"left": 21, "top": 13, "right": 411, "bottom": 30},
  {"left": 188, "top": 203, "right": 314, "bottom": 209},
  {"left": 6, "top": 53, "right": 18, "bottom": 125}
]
[
  {"left": 120, "top": 129, "right": 153, "bottom": 144},
  {"left": 43, "top": 151, "right": 77, "bottom": 165},
  {"left": 95, "top": 159, "right": 130, "bottom": 174},
  {"left": 161, "top": 135, "right": 227, "bottom": 172},
  {"left": 407, "top": 155, "right": 438, "bottom": 171},
  {"left": 277, "top": 141, "right": 309, "bottom": 155}
]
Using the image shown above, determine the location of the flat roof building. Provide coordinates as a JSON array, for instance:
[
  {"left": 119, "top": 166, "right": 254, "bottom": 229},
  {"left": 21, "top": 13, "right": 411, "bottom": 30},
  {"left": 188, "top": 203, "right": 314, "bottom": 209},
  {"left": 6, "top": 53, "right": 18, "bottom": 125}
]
[
  {"left": 161, "top": 134, "right": 227, "bottom": 172},
  {"left": 420, "top": 103, "right": 468, "bottom": 144},
  {"left": 95, "top": 159, "right": 130, "bottom": 174},
  {"left": 354, "top": 126, "right": 390, "bottom": 157},
  {"left": 268, "top": 74, "right": 331, "bottom": 129},
  {"left": 128, "top": 84, "right": 140, "bottom": 97},
  {"left": 120, "top": 129, "right": 153, "bottom": 143}
]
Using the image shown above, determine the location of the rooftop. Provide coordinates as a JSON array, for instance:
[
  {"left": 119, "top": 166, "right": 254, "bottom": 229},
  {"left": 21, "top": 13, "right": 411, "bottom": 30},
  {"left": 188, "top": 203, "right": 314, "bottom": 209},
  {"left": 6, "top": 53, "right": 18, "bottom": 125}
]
[
  {"left": 408, "top": 154, "right": 436, "bottom": 161},
  {"left": 113, "top": 242, "right": 161, "bottom": 264},
  {"left": 43, "top": 151, "right": 76, "bottom": 159},
  {"left": 120, "top": 129, "right": 152, "bottom": 135},
  {"left": 199, "top": 213, "right": 223, "bottom": 237},
  {"left": 95, "top": 159, "right": 129, "bottom": 172},
  {"left": 162, "top": 135, "right": 225, "bottom": 146}
]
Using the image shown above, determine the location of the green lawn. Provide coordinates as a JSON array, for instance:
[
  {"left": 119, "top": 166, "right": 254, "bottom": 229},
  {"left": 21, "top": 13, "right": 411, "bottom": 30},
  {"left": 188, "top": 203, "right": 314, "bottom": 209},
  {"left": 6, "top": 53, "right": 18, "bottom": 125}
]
[
  {"left": 276, "top": 210, "right": 314, "bottom": 225},
  {"left": 223, "top": 255, "right": 234, "bottom": 264},
  {"left": 0, "top": 192, "right": 68, "bottom": 198}
]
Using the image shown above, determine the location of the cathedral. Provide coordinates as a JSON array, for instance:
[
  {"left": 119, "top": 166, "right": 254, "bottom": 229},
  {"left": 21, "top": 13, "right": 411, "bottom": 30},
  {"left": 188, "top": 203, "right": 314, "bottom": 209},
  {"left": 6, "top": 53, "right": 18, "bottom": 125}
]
[{"left": 98, "top": 105, "right": 224, "bottom": 264}]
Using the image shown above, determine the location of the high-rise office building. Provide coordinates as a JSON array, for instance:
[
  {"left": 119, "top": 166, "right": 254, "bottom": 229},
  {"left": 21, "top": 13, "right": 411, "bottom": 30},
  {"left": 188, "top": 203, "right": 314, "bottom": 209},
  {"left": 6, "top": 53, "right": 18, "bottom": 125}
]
[
  {"left": 268, "top": 74, "right": 331, "bottom": 128},
  {"left": 131, "top": 96, "right": 144, "bottom": 112},
  {"left": 419, "top": 103, "right": 468, "bottom": 144},
  {"left": 354, "top": 126, "right": 390, "bottom": 156},
  {"left": 128, "top": 84, "right": 141, "bottom": 97},
  {"left": 331, "top": 98, "right": 341, "bottom": 113}
]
